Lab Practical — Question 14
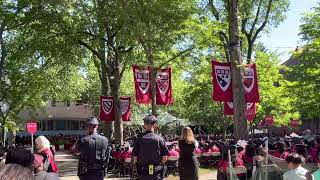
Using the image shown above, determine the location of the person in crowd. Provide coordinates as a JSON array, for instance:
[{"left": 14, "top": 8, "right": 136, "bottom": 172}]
[
  {"left": 0, "top": 147, "right": 35, "bottom": 180},
  {"left": 308, "top": 141, "right": 318, "bottom": 163},
  {"left": 0, "top": 163, "right": 34, "bottom": 180},
  {"left": 178, "top": 127, "right": 199, "bottom": 180},
  {"left": 218, "top": 145, "right": 244, "bottom": 173},
  {"left": 133, "top": 114, "right": 169, "bottom": 180},
  {"left": 0, "top": 148, "right": 5, "bottom": 169},
  {"left": 35, "top": 135, "right": 58, "bottom": 173},
  {"left": 75, "top": 117, "right": 109, "bottom": 180},
  {"left": 283, "top": 153, "right": 308, "bottom": 180},
  {"left": 5, "top": 147, "right": 34, "bottom": 167},
  {"left": 243, "top": 144, "right": 254, "bottom": 164},
  {"left": 273, "top": 141, "right": 289, "bottom": 159},
  {"left": 120, "top": 146, "right": 132, "bottom": 161},
  {"left": 168, "top": 145, "right": 179, "bottom": 158},
  {"left": 310, "top": 153, "right": 320, "bottom": 180},
  {"left": 211, "top": 143, "right": 220, "bottom": 153},
  {"left": 295, "top": 144, "right": 313, "bottom": 163},
  {"left": 237, "top": 146, "right": 245, "bottom": 160},
  {"left": 33, "top": 154, "right": 60, "bottom": 180}
]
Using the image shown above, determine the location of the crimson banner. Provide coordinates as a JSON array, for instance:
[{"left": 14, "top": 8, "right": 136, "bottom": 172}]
[
  {"left": 212, "top": 60, "right": 233, "bottom": 102},
  {"left": 133, "top": 65, "right": 151, "bottom": 104},
  {"left": 245, "top": 103, "right": 256, "bottom": 122},
  {"left": 223, "top": 102, "right": 256, "bottom": 116},
  {"left": 223, "top": 102, "right": 234, "bottom": 115},
  {"left": 120, "top": 97, "right": 131, "bottom": 121},
  {"left": 243, "top": 64, "right": 260, "bottom": 102},
  {"left": 156, "top": 68, "right": 173, "bottom": 105},
  {"left": 100, "top": 96, "right": 114, "bottom": 121}
]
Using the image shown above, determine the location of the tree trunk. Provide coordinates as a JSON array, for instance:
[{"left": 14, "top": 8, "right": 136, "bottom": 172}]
[
  {"left": 150, "top": 68, "right": 157, "bottom": 116},
  {"left": 229, "top": 0, "right": 248, "bottom": 140},
  {"left": 111, "top": 85, "right": 123, "bottom": 144},
  {"left": 100, "top": 51, "right": 113, "bottom": 140},
  {"left": 110, "top": 70, "right": 123, "bottom": 144}
]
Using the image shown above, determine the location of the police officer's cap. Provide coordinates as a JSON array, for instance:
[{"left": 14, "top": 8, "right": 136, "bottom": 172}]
[
  {"left": 86, "top": 116, "right": 99, "bottom": 125},
  {"left": 143, "top": 114, "right": 158, "bottom": 124}
]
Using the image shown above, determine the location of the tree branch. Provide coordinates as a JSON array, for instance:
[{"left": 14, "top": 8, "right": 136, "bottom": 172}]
[
  {"left": 92, "top": 55, "right": 102, "bottom": 82},
  {"left": 78, "top": 40, "right": 103, "bottom": 60},
  {"left": 208, "top": 0, "right": 220, "bottom": 20},
  {"left": 159, "top": 46, "right": 194, "bottom": 68},
  {"left": 249, "top": 0, "right": 263, "bottom": 38},
  {"left": 252, "top": 0, "right": 273, "bottom": 42}
]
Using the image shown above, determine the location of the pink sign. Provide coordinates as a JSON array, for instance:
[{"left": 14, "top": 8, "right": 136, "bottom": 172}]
[{"left": 26, "top": 122, "right": 37, "bottom": 135}]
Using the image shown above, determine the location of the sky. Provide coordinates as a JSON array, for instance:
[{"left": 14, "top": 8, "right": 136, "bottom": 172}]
[{"left": 259, "top": 0, "right": 319, "bottom": 62}]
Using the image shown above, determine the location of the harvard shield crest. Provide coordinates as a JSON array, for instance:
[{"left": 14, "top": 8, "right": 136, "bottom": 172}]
[
  {"left": 156, "top": 72, "right": 169, "bottom": 95},
  {"left": 120, "top": 99, "right": 129, "bottom": 115},
  {"left": 243, "top": 67, "right": 255, "bottom": 93},
  {"left": 135, "top": 69, "right": 150, "bottom": 94},
  {"left": 102, "top": 99, "right": 113, "bottom": 115},
  {"left": 214, "top": 65, "right": 231, "bottom": 92}
]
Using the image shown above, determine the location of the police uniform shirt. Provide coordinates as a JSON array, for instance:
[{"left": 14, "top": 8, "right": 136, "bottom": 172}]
[
  {"left": 76, "top": 132, "right": 109, "bottom": 166},
  {"left": 133, "top": 131, "right": 169, "bottom": 165}
]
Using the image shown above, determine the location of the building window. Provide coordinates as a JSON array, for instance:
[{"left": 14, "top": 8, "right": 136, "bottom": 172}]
[
  {"left": 47, "top": 120, "right": 53, "bottom": 130},
  {"left": 56, "top": 120, "right": 66, "bottom": 130}
]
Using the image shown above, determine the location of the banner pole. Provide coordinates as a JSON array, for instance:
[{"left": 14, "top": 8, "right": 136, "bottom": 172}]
[{"left": 31, "top": 134, "right": 34, "bottom": 154}]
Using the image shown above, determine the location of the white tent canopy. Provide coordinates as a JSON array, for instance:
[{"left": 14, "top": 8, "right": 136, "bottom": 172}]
[{"left": 157, "top": 112, "right": 190, "bottom": 126}]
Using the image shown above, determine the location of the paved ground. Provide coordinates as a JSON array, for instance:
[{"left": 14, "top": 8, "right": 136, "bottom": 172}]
[{"left": 55, "top": 151, "right": 217, "bottom": 180}]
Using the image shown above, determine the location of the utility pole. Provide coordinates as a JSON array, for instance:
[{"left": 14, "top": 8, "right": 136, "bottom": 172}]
[{"left": 229, "top": 0, "right": 248, "bottom": 140}]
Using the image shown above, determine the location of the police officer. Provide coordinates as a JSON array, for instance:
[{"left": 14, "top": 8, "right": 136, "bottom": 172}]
[
  {"left": 133, "top": 115, "right": 169, "bottom": 180},
  {"left": 75, "top": 116, "right": 109, "bottom": 180}
]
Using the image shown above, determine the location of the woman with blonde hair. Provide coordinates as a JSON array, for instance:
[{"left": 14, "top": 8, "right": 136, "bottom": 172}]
[
  {"left": 35, "top": 136, "right": 58, "bottom": 173},
  {"left": 178, "top": 127, "right": 199, "bottom": 180}
]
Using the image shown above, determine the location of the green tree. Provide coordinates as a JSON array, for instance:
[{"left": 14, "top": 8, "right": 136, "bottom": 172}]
[
  {"left": 124, "top": 0, "right": 196, "bottom": 116},
  {"left": 0, "top": 0, "right": 88, "bottom": 145},
  {"left": 254, "top": 51, "right": 295, "bottom": 126},
  {"left": 288, "top": 4, "right": 320, "bottom": 120}
]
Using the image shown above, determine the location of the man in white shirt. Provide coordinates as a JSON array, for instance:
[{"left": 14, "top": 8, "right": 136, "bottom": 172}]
[{"left": 283, "top": 153, "right": 308, "bottom": 180}]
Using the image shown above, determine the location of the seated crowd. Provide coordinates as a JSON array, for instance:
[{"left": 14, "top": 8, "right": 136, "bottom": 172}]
[
  {"left": 104, "top": 131, "right": 320, "bottom": 180},
  {"left": 3, "top": 130, "right": 320, "bottom": 180}
]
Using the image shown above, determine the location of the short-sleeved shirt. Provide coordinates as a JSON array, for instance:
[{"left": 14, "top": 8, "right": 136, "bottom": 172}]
[
  {"left": 132, "top": 131, "right": 169, "bottom": 165},
  {"left": 283, "top": 166, "right": 308, "bottom": 180},
  {"left": 75, "top": 132, "right": 109, "bottom": 165}
]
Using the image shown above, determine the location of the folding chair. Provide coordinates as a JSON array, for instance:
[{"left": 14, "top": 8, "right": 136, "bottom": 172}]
[
  {"left": 167, "top": 156, "right": 179, "bottom": 175},
  {"left": 210, "top": 152, "right": 221, "bottom": 165},
  {"left": 123, "top": 158, "right": 132, "bottom": 176},
  {"left": 201, "top": 152, "right": 212, "bottom": 167}
]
